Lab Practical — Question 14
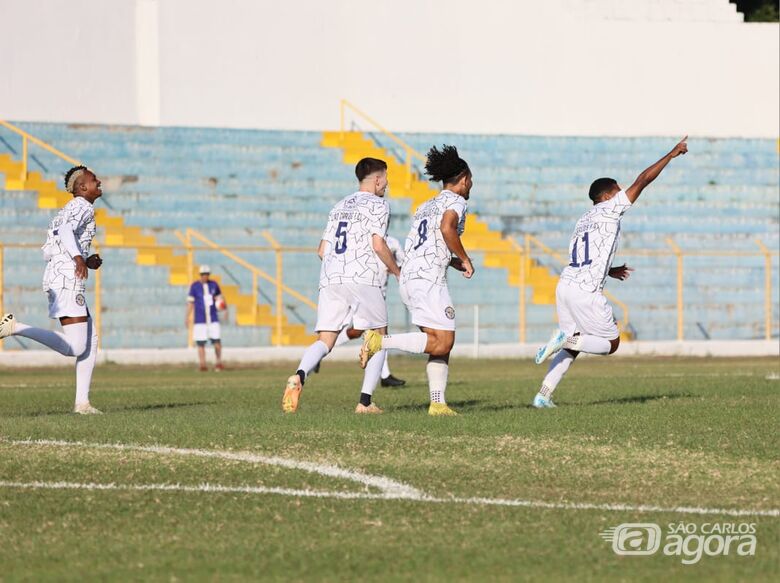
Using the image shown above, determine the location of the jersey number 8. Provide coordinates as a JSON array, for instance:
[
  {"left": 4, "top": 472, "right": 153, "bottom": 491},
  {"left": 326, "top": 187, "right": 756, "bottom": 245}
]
[{"left": 413, "top": 219, "right": 428, "bottom": 250}]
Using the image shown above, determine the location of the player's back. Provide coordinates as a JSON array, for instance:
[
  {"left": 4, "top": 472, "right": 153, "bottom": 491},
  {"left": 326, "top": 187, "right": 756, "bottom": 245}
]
[
  {"left": 559, "top": 190, "right": 632, "bottom": 293},
  {"left": 319, "top": 191, "right": 389, "bottom": 288},
  {"left": 401, "top": 190, "right": 467, "bottom": 286}
]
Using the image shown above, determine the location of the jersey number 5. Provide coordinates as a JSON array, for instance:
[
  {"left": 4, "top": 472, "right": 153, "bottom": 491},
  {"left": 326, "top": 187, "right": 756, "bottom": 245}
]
[
  {"left": 335, "top": 221, "right": 348, "bottom": 254},
  {"left": 413, "top": 219, "right": 428, "bottom": 250},
  {"left": 569, "top": 232, "right": 593, "bottom": 268}
]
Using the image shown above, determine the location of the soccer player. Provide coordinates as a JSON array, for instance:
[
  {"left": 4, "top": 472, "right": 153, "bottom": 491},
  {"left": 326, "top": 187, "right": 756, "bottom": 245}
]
[
  {"left": 281, "top": 157, "right": 400, "bottom": 414},
  {"left": 186, "top": 264, "right": 226, "bottom": 372},
  {"left": 330, "top": 234, "right": 407, "bottom": 387},
  {"left": 531, "top": 136, "right": 689, "bottom": 408},
  {"left": 360, "top": 145, "right": 474, "bottom": 416},
  {"left": 0, "top": 165, "right": 104, "bottom": 414}
]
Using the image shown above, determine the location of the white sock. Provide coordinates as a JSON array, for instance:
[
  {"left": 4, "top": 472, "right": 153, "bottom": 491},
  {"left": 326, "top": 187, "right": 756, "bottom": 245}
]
[
  {"left": 361, "top": 349, "right": 385, "bottom": 396},
  {"left": 563, "top": 334, "right": 611, "bottom": 355},
  {"left": 427, "top": 358, "right": 448, "bottom": 403},
  {"left": 381, "top": 353, "right": 391, "bottom": 380},
  {"left": 382, "top": 332, "right": 427, "bottom": 354},
  {"left": 539, "top": 349, "right": 577, "bottom": 398},
  {"left": 14, "top": 321, "right": 88, "bottom": 357},
  {"left": 75, "top": 318, "right": 98, "bottom": 405},
  {"left": 334, "top": 328, "right": 351, "bottom": 348},
  {"left": 296, "top": 340, "right": 330, "bottom": 381}
]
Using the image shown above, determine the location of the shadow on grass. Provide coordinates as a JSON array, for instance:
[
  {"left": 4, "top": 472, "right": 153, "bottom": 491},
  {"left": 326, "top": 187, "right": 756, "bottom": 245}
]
[
  {"left": 112, "top": 401, "right": 221, "bottom": 413},
  {"left": 391, "top": 399, "right": 484, "bottom": 412},
  {"left": 5, "top": 400, "right": 221, "bottom": 418},
  {"left": 472, "top": 393, "right": 693, "bottom": 412},
  {"left": 583, "top": 392, "right": 693, "bottom": 406}
]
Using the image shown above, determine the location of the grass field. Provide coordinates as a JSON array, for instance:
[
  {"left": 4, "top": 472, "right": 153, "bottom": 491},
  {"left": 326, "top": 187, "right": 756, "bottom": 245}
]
[{"left": 1, "top": 355, "right": 778, "bottom": 582}]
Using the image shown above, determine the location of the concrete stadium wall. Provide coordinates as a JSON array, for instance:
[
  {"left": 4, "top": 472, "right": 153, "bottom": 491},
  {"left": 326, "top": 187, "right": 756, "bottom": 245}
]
[
  {"left": 1, "top": 341, "right": 778, "bottom": 367},
  {"left": 1, "top": 0, "right": 778, "bottom": 137}
]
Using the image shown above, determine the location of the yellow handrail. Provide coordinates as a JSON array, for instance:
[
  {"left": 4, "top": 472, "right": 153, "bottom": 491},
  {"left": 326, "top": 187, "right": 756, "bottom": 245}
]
[
  {"left": 262, "top": 230, "right": 285, "bottom": 343},
  {"left": 525, "top": 233, "right": 632, "bottom": 336},
  {"left": 185, "top": 228, "right": 317, "bottom": 311},
  {"left": 666, "top": 238, "right": 684, "bottom": 341},
  {"left": 339, "top": 99, "right": 426, "bottom": 185},
  {"left": 0, "top": 120, "right": 81, "bottom": 185},
  {"left": 755, "top": 238, "right": 773, "bottom": 341},
  {"left": 507, "top": 237, "right": 526, "bottom": 343}
]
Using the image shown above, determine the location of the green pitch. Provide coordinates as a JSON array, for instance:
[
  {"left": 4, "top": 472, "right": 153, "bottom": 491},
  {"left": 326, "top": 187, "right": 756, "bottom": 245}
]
[{"left": 1, "top": 356, "right": 778, "bottom": 581}]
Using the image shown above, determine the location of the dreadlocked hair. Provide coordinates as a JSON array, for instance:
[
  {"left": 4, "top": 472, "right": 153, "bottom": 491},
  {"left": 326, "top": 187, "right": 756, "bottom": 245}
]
[
  {"left": 424, "top": 144, "right": 470, "bottom": 184},
  {"left": 64, "top": 165, "right": 89, "bottom": 194}
]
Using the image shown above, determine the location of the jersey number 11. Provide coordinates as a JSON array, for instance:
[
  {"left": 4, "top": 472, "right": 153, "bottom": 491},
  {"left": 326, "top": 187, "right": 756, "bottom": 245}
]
[{"left": 569, "top": 232, "right": 593, "bottom": 268}]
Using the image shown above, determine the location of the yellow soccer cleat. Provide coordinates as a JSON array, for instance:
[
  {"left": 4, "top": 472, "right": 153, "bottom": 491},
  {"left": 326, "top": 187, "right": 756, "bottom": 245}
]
[
  {"left": 359, "top": 329, "right": 383, "bottom": 369},
  {"left": 282, "top": 374, "right": 302, "bottom": 413},
  {"left": 354, "top": 403, "right": 383, "bottom": 414},
  {"left": 428, "top": 402, "right": 458, "bottom": 416}
]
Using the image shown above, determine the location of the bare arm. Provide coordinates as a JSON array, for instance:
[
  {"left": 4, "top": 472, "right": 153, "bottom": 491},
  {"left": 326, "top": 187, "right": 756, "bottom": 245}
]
[
  {"left": 372, "top": 235, "right": 401, "bottom": 278},
  {"left": 186, "top": 302, "right": 194, "bottom": 327},
  {"left": 441, "top": 210, "right": 474, "bottom": 279},
  {"left": 317, "top": 239, "right": 326, "bottom": 260},
  {"left": 626, "top": 136, "right": 688, "bottom": 203}
]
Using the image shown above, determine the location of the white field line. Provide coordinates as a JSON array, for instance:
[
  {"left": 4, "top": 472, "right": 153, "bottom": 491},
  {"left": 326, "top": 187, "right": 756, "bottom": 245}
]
[
  {"left": 2, "top": 439, "right": 778, "bottom": 518},
  {"left": 6, "top": 439, "right": 422, "bottom": 499}
]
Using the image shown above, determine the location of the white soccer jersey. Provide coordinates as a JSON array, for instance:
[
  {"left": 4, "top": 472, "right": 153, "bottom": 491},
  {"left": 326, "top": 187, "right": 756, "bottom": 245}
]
[
  {"left": 319, "top": 191, "right": 390, "bottom": 288},
  {"left": 377, "top": 235, "right": 404, "bottom": 291},
  {"left": 400, "top": 190, "right": 467, "bottom": 287},
  {"left": 559, "top": 189, "right": 632, "bottom": 293},
  {"left": 41, "top": 197, "right": 96, "bottom": 293}
]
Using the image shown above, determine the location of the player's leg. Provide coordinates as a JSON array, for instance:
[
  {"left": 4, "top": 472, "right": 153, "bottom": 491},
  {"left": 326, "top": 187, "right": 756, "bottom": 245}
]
[
  {"left": 74, "top": 316, "right": 101, "bottom": 414},
  {"left": 423, "top": 330, "right": 458, "bottom": 416},
  {"left": 211, "top": 323, "right": 224, "bottom": 371},
  {"left": 193, "top": 323, "right": 209, "bottom": 371},
  {"left": 283, "top": 285, "right": 349, "bottom": 413},
  {"left": 380, "top": 353, "right": 405, "bottom": 387},
  {"left": 360, "top": 281, "right": 453, "bottom": 365},
  {"left": 213, "top": 341, "right": 223, "bottom": 371},
  {"left": 1, "top": 313, "right": 89, "bottom": 358},
  {"left": 533, "top": 283, "right": 577, "bottom": 407},
  {"left": 535, "top": 286, "right": 617, "bottom": 364},
  {"left": 352, "top": 285, "right": 389, "bottom": 413},
  {"left": 562, "top": 291, "right": 619, "bottom": 355}
]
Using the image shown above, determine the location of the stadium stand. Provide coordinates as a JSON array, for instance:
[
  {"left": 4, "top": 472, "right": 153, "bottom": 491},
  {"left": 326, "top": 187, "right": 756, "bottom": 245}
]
[{"left": 0, "top": 122, "right": 777, "bottom": 348}]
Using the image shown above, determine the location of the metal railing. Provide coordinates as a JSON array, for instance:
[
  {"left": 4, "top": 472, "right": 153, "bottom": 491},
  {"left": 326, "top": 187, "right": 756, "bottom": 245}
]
[
  {"left": 176, "top": 229, "right": 317, "bottom": 347},
  {"left": 1, "top": 236, "right": 775, "bottom": 350},
  {"left": 339, "top": 99, "right": 426, "bottom": 188},
  {"left": 0, "top": 120, "right": 81, "bottom": 184}
]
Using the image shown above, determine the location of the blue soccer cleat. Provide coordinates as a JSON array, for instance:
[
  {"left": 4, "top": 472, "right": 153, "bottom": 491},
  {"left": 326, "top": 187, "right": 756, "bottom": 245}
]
[
  {"left": 532, "top": 393, "right": 557, "bottom": 409},
  {"left": 535, "top": 329, "right": 566, "bottom": 365}
]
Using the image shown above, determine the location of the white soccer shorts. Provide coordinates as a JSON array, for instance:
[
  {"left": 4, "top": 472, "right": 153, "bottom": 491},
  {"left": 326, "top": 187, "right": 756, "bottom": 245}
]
[
  {"left": 193, "top": 322, "right": 221, "bottom": 343},
  {"left": 46, "top": 287, "right": 88, "bottom": 319},
  {"left": 400, "top": 279, "right": 456, "bottom": 332},
  {"left": 315, "top": 282, "right": 387, "bottom": 332},
  {"left": 555, "top": 281, "right": 619, "bottom": 339}
]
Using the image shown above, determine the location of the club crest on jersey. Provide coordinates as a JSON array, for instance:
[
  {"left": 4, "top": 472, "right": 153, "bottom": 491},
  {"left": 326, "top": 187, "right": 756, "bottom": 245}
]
[
  {"left": 444, "top": 306, "right": 455, "bottom": 320},
  {"left": 75, "top": 293, "right": 85, "bottom": 306}
]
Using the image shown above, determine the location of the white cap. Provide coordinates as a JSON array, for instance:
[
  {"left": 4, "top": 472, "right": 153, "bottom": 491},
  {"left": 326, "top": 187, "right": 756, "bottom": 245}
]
[{"left": 199, "top": 264, "right": 211, "bottom": 274}]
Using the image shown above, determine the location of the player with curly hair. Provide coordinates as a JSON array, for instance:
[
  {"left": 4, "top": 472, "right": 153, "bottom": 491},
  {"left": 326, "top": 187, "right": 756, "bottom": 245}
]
[{"left": 360, "top": 145, "right": 474, "bottom": 416}]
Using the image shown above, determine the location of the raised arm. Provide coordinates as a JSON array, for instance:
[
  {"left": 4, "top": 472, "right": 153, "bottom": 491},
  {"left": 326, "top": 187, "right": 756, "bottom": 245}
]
[
  {"left": 441, "top": 210, "right": 474, "bottom": 279},
  {"left": 372, "top": 235, "right": 401, "bottom": 278},
  {"left": 626, "top": 136, "right": 688, "bottom": 204}
]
